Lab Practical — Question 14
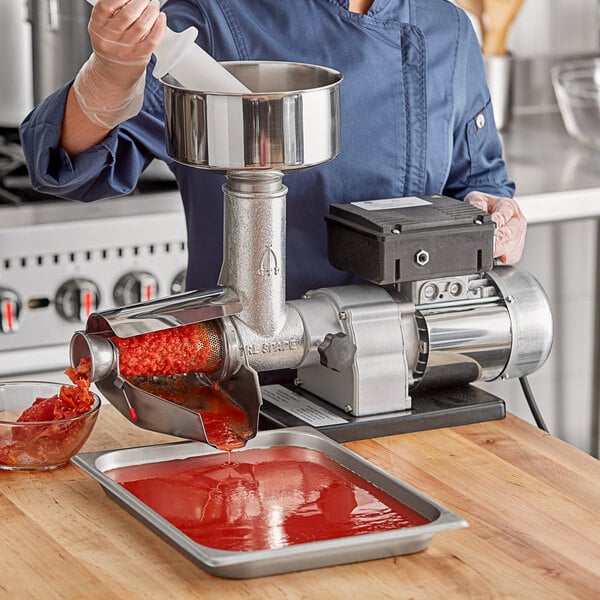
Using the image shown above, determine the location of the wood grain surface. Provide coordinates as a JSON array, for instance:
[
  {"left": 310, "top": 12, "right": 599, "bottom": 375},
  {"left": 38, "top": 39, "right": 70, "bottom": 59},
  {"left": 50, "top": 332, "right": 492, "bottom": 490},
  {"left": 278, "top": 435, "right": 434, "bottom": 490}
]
[{"left": 1, "top": 407, "right": 599, "bottom": 599}]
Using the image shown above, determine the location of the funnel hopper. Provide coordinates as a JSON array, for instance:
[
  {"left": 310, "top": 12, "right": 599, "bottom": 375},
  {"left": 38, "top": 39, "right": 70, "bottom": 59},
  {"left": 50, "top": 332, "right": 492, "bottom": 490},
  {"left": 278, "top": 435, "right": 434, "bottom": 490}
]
[{"left": 162, "top": 61, "right": 342, "bottom": 172}]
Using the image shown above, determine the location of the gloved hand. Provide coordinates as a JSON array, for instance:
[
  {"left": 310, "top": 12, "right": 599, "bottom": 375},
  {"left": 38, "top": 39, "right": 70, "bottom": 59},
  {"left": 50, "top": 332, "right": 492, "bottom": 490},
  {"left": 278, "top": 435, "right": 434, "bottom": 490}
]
[
  {"left": 465, "top": 191, "right": 527, "bottom": 264},
  {"left": 73, "top": 0, "right": 166, "bottom": 129}
]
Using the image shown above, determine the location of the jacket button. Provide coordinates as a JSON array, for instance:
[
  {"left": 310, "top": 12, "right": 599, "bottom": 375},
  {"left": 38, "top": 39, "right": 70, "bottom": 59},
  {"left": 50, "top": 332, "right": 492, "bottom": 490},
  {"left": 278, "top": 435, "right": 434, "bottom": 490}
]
[{"left": 475, "top": 113, "right": 486, "bottom": 129}]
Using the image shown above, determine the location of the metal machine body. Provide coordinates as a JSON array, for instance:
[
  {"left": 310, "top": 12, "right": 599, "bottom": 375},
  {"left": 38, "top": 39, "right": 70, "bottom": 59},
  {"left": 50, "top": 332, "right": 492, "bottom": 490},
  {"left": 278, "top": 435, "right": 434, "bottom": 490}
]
[
  {"left": 292, "top": 267, "right": 552, "bottom": 418},
  {"left": 70, "top": 61, "right": 553, "bottom": 444}
]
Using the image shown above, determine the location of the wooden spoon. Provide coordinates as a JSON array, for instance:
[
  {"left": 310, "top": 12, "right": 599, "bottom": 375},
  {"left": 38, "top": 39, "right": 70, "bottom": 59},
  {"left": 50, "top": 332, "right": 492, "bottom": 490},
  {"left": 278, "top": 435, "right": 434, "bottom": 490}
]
[
  {"left": 455, "top": 0, "right": 485, "bottom": 40},
  {"left": 482, "top": 0, "right": 524, "bottom": 55}
]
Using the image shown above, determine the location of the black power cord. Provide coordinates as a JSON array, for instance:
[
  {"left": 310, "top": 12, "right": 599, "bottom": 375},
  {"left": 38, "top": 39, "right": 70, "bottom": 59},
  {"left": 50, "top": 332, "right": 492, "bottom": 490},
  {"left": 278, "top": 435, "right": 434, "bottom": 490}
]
[{"left": 519, "top": 376, "right": 549, "bottom": 433}]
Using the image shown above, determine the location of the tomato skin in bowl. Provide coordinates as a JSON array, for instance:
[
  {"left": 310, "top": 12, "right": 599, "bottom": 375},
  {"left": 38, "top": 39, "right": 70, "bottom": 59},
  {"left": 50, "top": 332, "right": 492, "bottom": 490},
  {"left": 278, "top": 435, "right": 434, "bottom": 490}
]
[{"left": 0, "top": 361, "right": 100, "bottom": 470}]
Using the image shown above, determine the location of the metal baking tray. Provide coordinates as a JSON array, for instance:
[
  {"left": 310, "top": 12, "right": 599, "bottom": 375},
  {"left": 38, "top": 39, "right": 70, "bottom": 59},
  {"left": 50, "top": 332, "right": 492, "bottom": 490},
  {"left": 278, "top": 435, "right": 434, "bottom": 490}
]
[{"left": 72, "top": 426, "right": 467, "bottom": 579}]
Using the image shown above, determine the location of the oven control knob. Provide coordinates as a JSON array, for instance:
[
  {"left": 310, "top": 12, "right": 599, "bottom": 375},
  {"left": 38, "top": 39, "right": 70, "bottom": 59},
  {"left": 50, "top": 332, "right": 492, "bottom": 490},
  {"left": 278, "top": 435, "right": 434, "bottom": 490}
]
[
  {"left": 0, "top": 288, "right": 22, "bottom": 333},
  {"left": 56, "top": 279, "right": 101, "bottom": 322},
  {"left": 170, "top": 269, "right": 187, "bottom": 295},
  {"left": 113, "top": 271, "right": 159, "bottom": 306}
]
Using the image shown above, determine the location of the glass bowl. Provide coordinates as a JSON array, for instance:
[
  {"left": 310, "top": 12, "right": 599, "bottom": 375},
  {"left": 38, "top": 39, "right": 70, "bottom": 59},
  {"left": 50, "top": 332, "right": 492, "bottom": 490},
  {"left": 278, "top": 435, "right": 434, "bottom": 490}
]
[
  {"left": 0, "top": 381, "right": 101, "bottom": 471},
  {"left": 552, "top": 58, "right": 600, "bottom": 150}
]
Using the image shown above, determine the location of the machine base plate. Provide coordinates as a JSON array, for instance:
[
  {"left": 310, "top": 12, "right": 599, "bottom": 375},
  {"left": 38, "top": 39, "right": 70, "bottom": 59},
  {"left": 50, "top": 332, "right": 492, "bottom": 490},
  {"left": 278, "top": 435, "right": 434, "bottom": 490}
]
[{"left": 259, "top": 384, "right": 506, "bottom": 442}]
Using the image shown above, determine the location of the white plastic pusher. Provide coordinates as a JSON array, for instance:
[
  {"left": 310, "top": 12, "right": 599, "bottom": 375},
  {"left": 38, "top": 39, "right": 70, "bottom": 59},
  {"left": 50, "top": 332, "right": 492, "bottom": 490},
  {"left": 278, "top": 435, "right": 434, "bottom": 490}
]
[{"left": 85, "top": 0, "right": 251, "bottom": 93}]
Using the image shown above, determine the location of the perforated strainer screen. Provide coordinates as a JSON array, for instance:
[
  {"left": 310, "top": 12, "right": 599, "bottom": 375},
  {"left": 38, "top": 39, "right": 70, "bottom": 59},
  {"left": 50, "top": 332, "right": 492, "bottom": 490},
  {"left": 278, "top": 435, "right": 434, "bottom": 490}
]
[{"left": 111, "top": 321, "right": 223, "bottom": 378}]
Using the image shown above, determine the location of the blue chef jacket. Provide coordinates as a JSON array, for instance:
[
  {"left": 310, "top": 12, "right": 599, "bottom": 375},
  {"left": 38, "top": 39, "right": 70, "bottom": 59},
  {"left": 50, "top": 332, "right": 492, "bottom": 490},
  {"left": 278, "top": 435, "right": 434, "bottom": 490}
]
[{"left": 20, "top": 0, "right": 514, "bottom": 300}]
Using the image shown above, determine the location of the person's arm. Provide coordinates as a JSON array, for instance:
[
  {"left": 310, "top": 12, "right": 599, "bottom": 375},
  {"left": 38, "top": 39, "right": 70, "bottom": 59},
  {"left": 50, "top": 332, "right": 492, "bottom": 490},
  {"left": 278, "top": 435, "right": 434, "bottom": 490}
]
[
  {"left": 59, "top": 87, "right": 111, "bottom": 156},
  {"left": 20, "top": 0, "right": 169, "bottom": 202},
  {"left": 61, "top": 0, "right": 165, "bottom": 156}
]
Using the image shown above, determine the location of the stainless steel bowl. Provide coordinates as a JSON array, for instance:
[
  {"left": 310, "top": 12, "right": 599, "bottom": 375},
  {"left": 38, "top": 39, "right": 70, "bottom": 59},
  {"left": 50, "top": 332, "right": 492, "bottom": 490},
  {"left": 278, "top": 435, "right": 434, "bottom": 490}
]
[{"left": 162, "top": 61, "right": 342, "bottom": 171}]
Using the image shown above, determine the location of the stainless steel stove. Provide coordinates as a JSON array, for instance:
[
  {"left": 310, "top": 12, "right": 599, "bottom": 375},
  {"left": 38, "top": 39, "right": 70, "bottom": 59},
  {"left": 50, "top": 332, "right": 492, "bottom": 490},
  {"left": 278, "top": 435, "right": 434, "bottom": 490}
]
[{"left": 0, "top": 132, "right": 187, "bottom": 379}]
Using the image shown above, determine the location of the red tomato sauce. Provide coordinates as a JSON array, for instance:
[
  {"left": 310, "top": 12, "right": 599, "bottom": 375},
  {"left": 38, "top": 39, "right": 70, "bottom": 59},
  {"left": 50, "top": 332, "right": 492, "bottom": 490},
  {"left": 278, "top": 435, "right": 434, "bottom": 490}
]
[
  {"left": 107, "top": 446, "right": 430, "bottom": 552},
  {"left": 132, "top": 378, "right": 253, "bottom": 451}
]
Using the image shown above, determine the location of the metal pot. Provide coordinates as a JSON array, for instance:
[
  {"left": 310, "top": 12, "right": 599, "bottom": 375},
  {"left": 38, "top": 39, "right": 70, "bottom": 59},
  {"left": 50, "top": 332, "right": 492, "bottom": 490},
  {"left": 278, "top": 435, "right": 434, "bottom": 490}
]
[
  {"left": 162, "top": 61, "right": 342, "bottom": 172},
  {"left": 0, "top": 1, "right": 33, "bottom": 126},
  {"left": 28, "top": 0, "right": 92, "bottom": 104}
]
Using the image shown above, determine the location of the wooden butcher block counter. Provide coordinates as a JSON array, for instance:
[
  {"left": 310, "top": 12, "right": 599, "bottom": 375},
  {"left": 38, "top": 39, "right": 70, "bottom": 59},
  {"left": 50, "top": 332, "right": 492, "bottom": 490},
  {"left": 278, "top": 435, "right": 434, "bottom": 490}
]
[{"left": 1, "top": 405, "right": 599, "bottom": 599}]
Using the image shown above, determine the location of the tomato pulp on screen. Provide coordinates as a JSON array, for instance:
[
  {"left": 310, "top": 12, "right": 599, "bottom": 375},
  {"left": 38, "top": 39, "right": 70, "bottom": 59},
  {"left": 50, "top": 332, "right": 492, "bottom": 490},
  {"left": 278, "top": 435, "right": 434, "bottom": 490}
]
[
  {"left": 112, "top": 323, "right": 252, "bottom": 450},
  {"left": 112, "top": 322, "right": 221, "bottom": 378}
]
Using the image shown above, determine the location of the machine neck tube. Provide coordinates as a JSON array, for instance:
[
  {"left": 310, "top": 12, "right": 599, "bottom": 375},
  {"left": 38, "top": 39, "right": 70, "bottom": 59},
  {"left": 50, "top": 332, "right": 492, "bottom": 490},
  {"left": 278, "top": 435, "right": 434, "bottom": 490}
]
[{"left": 219, "top": 171, "right": 288, "bottom": 337}]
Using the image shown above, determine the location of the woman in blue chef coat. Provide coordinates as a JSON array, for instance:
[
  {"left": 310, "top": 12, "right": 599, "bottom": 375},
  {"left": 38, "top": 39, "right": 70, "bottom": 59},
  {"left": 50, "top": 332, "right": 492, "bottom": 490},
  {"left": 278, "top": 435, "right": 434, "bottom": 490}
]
[{"left": 20, "top": 0, "right": 526, "bottom": 301}]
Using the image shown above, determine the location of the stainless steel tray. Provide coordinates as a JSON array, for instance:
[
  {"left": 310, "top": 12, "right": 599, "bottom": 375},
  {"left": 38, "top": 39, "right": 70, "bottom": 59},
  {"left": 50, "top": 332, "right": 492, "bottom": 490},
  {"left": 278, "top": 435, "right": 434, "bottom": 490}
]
[{"left": 72, "top": 427, "right": 467, "bottom": 579}]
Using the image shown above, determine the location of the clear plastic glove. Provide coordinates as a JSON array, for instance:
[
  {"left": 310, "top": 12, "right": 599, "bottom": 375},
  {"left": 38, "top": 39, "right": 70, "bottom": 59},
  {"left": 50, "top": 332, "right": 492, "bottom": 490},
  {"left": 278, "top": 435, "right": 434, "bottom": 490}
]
[
  {"left": 73, "top": 0, "right": 166, "bottom": 129},
  {"left": 465, "top": 191, "right": 527, "bottom": 264}
]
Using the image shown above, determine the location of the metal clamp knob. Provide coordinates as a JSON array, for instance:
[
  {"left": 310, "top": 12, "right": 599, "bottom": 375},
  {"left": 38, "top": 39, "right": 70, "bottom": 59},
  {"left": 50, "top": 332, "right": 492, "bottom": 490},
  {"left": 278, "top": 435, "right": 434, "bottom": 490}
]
[{"left": 318, "top": 332, "right": 357, "bottom": 372}]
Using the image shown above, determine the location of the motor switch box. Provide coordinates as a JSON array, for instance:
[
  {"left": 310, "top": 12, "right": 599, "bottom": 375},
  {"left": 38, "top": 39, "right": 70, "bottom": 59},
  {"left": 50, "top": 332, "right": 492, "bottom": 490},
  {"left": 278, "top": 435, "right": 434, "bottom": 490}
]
[{"left": 325, "top": 195, "right": 495, "bottom": 285}]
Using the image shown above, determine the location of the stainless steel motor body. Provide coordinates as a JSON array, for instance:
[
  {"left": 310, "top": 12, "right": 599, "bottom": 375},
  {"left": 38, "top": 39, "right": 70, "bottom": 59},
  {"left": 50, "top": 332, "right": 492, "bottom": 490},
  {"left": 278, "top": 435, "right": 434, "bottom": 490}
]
[{"left": 290, "top": 268, "right": 553, "bottom": 416}]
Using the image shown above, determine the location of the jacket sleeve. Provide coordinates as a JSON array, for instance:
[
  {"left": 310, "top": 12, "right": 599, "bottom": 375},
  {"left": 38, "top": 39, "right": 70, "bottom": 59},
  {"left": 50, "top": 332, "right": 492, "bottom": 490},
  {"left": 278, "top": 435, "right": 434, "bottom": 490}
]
[
  {"left": 18, "top": 0, "right": 210, "bottom": 203},
  {"left": 19, "top": 67, "right": 171, "bottom": 203},
  {"left": 442, "top": 8, "right": 515, "bottom": 200}
]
